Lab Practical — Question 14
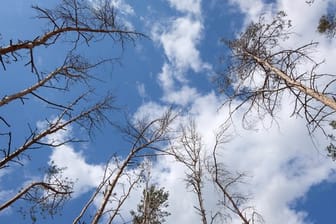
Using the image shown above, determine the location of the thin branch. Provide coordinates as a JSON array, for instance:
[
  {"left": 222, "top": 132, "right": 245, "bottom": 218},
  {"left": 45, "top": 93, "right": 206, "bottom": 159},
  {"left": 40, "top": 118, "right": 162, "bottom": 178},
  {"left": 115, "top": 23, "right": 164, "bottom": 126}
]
[{"left": 0, "top": 181, "right": 71, "bottom": 211}]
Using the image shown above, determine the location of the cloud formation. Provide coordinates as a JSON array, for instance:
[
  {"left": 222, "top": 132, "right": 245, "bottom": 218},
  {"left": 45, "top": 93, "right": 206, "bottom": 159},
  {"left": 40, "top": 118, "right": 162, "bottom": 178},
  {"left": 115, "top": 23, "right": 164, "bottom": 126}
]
[
  {"left": 159, "top": 17, "right": 204, "bottom": 72},
  {"left": 150, "top": 0, "right": 210, "bottom": 106},
  {"left": 167, "top": 0, "right": 201, "bottom": 15},
  {"left": 36, "top": 121, "right": 105, "bottom": 197},
  {"left": 34, "top": 1, "right": 336, "bottom": 224},
  {"left": 134, "top": 1, "right": 336, "bottom": 224}
]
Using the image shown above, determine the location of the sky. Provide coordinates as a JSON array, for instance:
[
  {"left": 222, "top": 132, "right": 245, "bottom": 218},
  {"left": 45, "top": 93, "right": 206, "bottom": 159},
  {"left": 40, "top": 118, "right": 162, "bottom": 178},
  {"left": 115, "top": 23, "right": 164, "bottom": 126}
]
[{"left": 0, "top": 0, "right": 336, "bottom": 224}]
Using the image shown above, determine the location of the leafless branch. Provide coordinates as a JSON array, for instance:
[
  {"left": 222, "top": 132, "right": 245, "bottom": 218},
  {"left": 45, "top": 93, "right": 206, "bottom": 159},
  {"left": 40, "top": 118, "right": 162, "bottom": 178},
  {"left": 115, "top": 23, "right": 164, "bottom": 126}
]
[
  {"left": 170, "top": 119, "right": 208, "bottom": 224},
  {"left": 0, "top": 93, "right": 114, "bottom": 169},
  {"left": 209, "top": 128, "right": 262, "bottom": 224},
  {"left": 0, "top": 0, "right": 145, "bottom": 74},
  {"left": 71, "top": 110, "right": 176, "bottom": 224},
  {"left": 218, "top": 11, "right": 336, "bottom": 133},
  {"left": 2, "top": 164, "right": 73, "bottom": 222}
]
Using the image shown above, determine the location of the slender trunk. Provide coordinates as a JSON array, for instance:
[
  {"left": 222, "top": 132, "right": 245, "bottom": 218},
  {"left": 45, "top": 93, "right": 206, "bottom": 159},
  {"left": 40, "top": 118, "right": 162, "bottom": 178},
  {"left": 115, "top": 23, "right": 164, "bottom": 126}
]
[
  {"left": 246, "top": 51, "right": 336, "bottom": 111},
  {"left": 91, "top": 153, "right": 133, "bottom": 224},
  {"left": 196, "top": 184, "right": 208, "bottom": 224},
  {"left": 195, "top": 163, "right": 207, "bottom": 224}
]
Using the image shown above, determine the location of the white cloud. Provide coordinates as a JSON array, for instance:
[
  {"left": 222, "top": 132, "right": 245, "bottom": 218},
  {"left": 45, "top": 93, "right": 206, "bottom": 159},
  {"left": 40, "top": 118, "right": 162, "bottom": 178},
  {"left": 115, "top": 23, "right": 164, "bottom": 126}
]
[
  {"left": 132, "top": 1, "right": 336, "bottom": 222},
  {"left": 224, "top": 108, "right": 334, "bottom": 224},
  {"left": 89, "top": 0, "right": 134, "bottom": 15},
  {"left": 229, "top": 0, "right": 268, "bottom": 22},
  {"left": 131, "top": 90, "right": 335, "bottom": 224},
  {"left": 111, "top": 0, "right": 134, "bottom": 15},
  {"left": 49, "top": 145, "right": 105, "bottom": 197},
  {"left": 37, "top": 121, "right": 105, "bottom": 197},
  {"left": 167, "top": 0, "right": 201, "bottom": 16},
  {"left": 158, "top": 63, "right": 176, "bottom": 91},
  {"left": 136, "top": 82, "right": 146, "bottom": 99},
  {"left": 276, "top": 0, "right": 327, "bottom": 39},
  {"left": 35, "top": 96, "right": 335, "bottom": 224},
  {"left": 132, "top": 101, "right": 170, "bottom": 123},
  {"left": 151, "top": 0, "right": 211, "bottom": 106},
  {"left": 162, "top": 85, "right": 199, "bottom": 106},
  {"left": 156, "top": 63, "right": 203, "bottom": 106},
  {"left": 156, "top": 16, "right": 207, "bottom": 72}
]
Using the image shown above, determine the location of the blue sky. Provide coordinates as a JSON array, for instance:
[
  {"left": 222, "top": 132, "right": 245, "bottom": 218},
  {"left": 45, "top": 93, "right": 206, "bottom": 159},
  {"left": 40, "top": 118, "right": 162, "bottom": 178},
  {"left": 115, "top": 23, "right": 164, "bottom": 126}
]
[{"left": 1, "top": 0, "right": 336, "bottom": 223}]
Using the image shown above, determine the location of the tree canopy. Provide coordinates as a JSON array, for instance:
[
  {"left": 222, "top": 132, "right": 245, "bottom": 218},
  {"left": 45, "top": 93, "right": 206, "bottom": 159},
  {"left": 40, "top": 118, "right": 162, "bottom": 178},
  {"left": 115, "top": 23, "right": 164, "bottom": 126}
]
[{"left": 131, "top": 185, "right": 170, "bottom": 224}]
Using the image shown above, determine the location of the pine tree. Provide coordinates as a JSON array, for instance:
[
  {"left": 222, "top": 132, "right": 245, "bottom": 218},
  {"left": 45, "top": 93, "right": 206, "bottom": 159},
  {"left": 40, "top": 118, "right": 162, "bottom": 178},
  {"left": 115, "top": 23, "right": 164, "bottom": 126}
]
[
  {"left": 317, "top": 14, "right": 336, "bottom": 38},
  {"left": 130, "top": 185, "right": 170, "bottom": 224}
]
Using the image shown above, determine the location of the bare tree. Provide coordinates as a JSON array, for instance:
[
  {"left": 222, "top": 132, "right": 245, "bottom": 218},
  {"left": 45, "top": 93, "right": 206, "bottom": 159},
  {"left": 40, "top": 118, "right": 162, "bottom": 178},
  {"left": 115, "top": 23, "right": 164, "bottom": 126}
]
[
  {"left": 170, "top": 119, "right": 259, "bottom": 224},
  {"left": 72, "top": 110, "right": 176, "bottom": 224},
  {"left": 170, "top": 119, "right": 208, "bottom": 224},
  {"left": 1, "top": 163, "right": 73, "bottom": 222},
  {"left": 217, "top": 11, "right": 336, "bottom": 133},
  {"left": 0, "top": 0, "right": 144, "bottom": 221},
  {"left": 209, "top": 128, "right": 263, "bottom": 224}
]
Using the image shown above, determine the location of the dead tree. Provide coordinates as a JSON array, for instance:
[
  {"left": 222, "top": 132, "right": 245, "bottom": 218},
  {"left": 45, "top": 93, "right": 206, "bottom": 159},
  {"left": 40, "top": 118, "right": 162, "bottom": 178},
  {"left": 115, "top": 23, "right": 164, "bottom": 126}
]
[
  {"left": 170, "top": 119, "right": 259, "bottom": 224},
  {"left": 73, "top": 110, "right": 176, "bottom": 224},
  {"left": 170, "top": 119, "right": 208, "bottom": 224},
  {"left": 0, "top": 163, "right": 73, "bottom": 222},
  {"left": 218, "top": 11, "right": 336, "bottom": 133},
  {"left": 0, "top": 0, "right": 144, "bottom": 221},
  {"left": 208, "top": 127, "right": 263, "bottom": 224}
]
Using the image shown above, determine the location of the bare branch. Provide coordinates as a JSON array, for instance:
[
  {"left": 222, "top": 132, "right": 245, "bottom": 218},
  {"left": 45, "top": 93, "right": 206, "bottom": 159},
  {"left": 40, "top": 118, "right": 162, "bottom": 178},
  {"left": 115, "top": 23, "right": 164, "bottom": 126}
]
[
  {"left": 170, "top": 119, "right": 208, "bottom": 224},
  {"left": 218, "top": 11, "right": 336, "bottom": 133},
  {"left": 80, "top": 110, "right": 176, "bottom": 224},
  {"left": 0, "top": 181, "right": 70, "bottom": 212},
  {"left": 210, "top": 128, "right": 261, "bottom": 224},
  {"left": 0, "top": 93, "right": 114, "bottom": 169}
]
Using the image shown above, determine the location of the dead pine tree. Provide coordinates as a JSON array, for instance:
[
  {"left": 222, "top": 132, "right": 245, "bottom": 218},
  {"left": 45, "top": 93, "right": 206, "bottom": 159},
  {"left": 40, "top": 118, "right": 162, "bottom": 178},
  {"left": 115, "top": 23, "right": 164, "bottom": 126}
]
[{"left": 217, "top": 11, "right": 336, "bottom": 141}]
